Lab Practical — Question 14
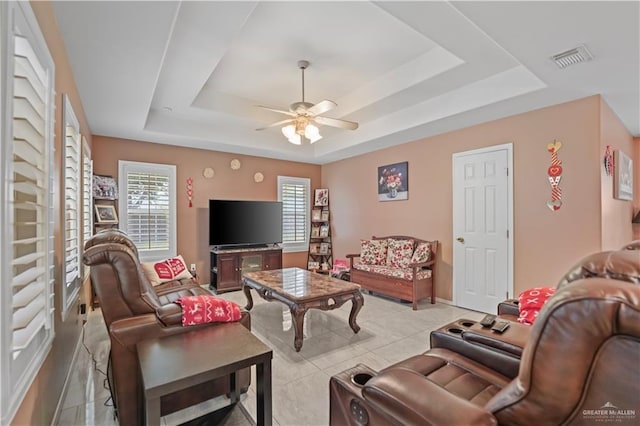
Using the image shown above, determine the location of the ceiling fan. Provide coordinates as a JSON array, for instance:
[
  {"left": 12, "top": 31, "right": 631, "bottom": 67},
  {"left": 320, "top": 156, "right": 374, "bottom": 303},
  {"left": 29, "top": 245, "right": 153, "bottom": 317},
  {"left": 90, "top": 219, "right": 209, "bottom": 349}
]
[{"left": 256, "top": 60, "right": 358, "bottom": 145}]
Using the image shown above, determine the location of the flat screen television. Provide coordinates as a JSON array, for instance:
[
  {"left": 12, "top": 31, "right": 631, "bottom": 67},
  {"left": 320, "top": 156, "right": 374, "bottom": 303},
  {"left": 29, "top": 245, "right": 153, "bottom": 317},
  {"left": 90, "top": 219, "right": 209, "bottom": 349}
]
[{"left": 209, "top": 199, "right": 283, "bottom": 247}]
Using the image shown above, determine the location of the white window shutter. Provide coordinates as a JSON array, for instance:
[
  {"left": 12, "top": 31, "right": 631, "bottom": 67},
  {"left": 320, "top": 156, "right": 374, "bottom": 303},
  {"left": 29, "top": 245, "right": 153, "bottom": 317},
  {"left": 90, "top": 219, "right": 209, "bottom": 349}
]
[
  {"left": 119, "top": 161, "right": 176, "bottom": 261},
  {"left": 277, "top": 176, "right": 310, "bottom": 253},
  {"left": 1, "top": 2, "right": 56, "bottom": 423}
]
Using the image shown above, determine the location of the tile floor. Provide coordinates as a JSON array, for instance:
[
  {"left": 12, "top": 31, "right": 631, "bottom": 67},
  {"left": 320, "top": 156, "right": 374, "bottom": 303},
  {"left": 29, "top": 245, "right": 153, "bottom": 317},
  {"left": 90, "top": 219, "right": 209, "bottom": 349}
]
[{"left": 56, "top": 290, "right": 485, "bottom": 426}]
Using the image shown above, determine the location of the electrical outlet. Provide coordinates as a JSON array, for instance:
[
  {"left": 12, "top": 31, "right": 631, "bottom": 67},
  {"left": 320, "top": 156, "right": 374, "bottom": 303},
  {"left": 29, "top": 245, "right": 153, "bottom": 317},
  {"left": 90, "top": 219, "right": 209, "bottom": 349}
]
[
  {"left": 79, "top": 303, "right": 87, "bottom": 322},
  {"left": 190, "top": 263, "right": 196, "bottom": 273}
]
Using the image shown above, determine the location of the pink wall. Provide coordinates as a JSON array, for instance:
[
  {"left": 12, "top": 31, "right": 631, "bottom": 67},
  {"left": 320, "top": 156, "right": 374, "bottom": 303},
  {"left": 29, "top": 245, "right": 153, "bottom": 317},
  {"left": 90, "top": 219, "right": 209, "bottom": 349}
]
[
  {"left": 91, "top": 136, "right": 321, "bottom": 278},
  {"left": 323, "top": 96, "right": 605, "bottom": 300},
  {"left": 599, "top": 99, "right": 635, "bottom": 249}
]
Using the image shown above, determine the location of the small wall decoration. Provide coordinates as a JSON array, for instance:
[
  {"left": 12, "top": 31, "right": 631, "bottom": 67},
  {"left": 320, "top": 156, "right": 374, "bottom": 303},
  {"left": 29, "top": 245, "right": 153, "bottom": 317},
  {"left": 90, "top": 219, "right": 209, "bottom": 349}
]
[
  {"left": 546, "top": 140, "right": 563, "bottom": 211},
  {"left": 378, "top": 161, "right": 408, "bottom": 201},
  {"left": 603, "top": 145, "right": 613, "bottom": 176},
  {"left": 202, "top": 167, "right": 214, "bottom": 178},
  {"left": 230, "top": 159, "right": 241, "bottom": 170},
  {"left": 314, "top": 188, "right": 329, "bottom": 206},
  {"left": 254, "top": 172, "right": 264, "bottom": 183},
  {"left": 93, "top": 174, "right": 118, "bottom": 199},
  {"left": 186, "top": 177, "right": 193, "bottom": 207},
  {"left": 614, "top": 150, "right": 633, "bottom": 201},
  {"left": 95, "top": 205, "right": 118, "bottom": 224}
]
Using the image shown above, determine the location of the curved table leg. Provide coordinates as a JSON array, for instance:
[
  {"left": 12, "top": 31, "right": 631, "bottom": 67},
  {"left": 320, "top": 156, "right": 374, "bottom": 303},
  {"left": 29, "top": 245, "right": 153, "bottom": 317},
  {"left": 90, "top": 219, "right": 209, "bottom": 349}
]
[
  {"left": 348, "top": 291, "right": 364, "bottom": 334},
  {"left": 290, "top": 304, "right": 307, "bottom": 352},
  {"left": 243, "top": 284, "right": 254, "bottom": 311}
]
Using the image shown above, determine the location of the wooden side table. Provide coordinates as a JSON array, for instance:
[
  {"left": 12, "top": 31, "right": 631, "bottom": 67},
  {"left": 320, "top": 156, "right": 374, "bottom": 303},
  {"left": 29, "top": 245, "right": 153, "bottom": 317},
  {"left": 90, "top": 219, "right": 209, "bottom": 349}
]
[{"left": 137, "top": 323, "right": 273, "bottom": 426}]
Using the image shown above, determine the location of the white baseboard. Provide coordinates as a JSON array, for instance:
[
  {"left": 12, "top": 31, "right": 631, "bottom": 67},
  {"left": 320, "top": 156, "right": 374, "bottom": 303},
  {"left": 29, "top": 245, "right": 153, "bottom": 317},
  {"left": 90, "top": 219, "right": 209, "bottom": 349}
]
[{"left": 51, "top": 325, "right": 84, "bottom": 426}]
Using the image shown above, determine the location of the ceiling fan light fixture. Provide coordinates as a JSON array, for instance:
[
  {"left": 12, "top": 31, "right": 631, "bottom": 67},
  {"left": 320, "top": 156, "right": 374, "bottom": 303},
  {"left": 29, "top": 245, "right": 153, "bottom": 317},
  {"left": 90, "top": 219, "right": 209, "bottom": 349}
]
[{"left": 305, "top": 124, "right": 322, "bottom": 144}]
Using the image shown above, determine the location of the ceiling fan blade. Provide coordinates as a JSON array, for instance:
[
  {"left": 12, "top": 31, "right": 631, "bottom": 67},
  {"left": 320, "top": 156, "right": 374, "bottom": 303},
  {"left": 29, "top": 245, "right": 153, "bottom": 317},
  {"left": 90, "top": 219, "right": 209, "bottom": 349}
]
[
  {"left": 307, "top": 100, "right": 337, "bottom": 116},
  {"left": 256, "top": 118, "right": 294, "bottom": 131},
  {"left": 314, "top": 115, "right": 359, "bottom": 131},
  {"left": 255, "top": 105, "right": 297, "bottom": 117}
]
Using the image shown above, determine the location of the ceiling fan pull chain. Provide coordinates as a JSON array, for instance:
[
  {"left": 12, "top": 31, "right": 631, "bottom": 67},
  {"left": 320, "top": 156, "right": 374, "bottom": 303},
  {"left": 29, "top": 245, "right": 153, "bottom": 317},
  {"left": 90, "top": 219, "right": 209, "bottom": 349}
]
[{"left": 301, "top": 66, "right": 305, "bottom": 102}]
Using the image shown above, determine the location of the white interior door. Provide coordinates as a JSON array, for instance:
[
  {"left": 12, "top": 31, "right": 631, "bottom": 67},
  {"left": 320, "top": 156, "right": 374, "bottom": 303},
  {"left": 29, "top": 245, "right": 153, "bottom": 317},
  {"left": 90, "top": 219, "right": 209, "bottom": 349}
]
[{"left": 453, "top": 144, "right": 513, "bottom": 313}]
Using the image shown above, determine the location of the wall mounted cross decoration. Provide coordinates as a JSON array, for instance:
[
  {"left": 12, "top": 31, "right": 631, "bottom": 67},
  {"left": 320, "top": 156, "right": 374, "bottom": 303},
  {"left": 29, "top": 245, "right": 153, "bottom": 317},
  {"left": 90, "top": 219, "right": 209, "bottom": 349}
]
[{"left": 546, "top": 140, "right": 563, "bottom": 211}]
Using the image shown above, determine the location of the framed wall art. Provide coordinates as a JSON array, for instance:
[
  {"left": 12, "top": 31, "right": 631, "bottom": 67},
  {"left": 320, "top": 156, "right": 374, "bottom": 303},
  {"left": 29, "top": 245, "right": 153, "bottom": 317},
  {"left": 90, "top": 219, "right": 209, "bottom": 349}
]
[
  {"left": 314, "top": 188, "right": 329, "bottom": 206},
  {"left": 614, "top": 150, "right": 633, "bottom": 201},
  {"left": 95, "top": 204, "right": 119, "bottom": 224},
  {"left": 378, "top": 161, "right": 408, "bottom": 201}
]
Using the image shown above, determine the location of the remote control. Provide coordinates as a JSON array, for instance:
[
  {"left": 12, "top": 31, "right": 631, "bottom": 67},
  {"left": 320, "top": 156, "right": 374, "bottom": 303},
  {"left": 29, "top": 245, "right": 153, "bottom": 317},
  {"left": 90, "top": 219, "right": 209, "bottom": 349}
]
[
  {"left": 491, "top": 320, "right": 510, "bottom": 333},
  {"left": 480, "top": 314, "right": 497, "bottom": 327}
]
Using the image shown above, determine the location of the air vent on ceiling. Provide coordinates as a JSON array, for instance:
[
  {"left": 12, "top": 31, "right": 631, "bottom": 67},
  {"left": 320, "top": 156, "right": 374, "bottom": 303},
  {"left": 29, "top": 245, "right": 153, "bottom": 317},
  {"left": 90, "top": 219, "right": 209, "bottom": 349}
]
[{"left": 551, "top": 45, "right": 593, "bottom": 69}]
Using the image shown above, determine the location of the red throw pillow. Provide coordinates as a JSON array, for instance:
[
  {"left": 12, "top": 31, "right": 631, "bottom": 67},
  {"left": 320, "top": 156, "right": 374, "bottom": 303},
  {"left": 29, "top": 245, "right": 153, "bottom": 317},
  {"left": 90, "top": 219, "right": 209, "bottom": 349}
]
[
  {"left": 175, "top": 295, "right": 241, "bottom": 326},
  {"left": 517, "top": 287, "right": 556, "bottom": 325},
  {"left": 141, "top": 255, "right": 193, "bottom": 286}
]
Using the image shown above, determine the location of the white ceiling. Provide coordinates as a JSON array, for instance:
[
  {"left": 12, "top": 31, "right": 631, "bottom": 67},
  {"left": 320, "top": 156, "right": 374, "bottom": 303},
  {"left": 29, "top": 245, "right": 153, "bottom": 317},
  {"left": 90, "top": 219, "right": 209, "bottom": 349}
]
[{"left": 52, "top": 1, "right": 640, "bottom": 164}]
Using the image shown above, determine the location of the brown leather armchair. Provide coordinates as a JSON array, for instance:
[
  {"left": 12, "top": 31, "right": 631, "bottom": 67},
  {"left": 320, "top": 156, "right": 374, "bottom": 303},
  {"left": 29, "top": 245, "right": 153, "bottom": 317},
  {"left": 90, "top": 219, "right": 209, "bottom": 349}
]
[
  {"left": 330, "top": 249, "right": 640, "bottom": 425},
  {"left": 83, "top": 230, "right": 251, "bottom": 426}
]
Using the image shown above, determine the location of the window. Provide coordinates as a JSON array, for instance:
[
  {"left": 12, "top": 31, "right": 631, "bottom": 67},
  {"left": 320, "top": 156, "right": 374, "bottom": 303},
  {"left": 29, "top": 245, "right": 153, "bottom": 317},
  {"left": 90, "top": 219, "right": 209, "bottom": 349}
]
[
  {"left": 81, "top": 137, "right": 92, "bottom": 278},
  {"left": 0, "top": 1, "right": 56, "bottom": 423},
  {"left": 118, "top": 161, "right": 176, "bottom": 261},
  {"left": 277, "top": 176, "right": 310, "bottom": 253},
  {"left": 62, "top": 95, "right": 81, "bottom": 318}
]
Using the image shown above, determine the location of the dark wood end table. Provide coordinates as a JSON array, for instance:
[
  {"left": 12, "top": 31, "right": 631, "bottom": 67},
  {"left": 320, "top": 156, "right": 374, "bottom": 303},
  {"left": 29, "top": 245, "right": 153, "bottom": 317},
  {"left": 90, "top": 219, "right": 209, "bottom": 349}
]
[
  {"left": 242, "top": 267, "right": 364, "bottom": 352},
  {"left": 137, "top": 323, "right": 273, "bottom": 426}
]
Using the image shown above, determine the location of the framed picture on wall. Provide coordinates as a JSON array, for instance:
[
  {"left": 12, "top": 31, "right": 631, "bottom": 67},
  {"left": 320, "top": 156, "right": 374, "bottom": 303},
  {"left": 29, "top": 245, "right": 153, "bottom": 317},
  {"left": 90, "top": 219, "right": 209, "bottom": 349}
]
[
  {"left": 95, "top": 205, "right": 118, "bottom": 223},
  {"left": 377, "top": 161, "right": 408, "bottom": 201},
  {"left": 614, "top": 150, "right": 633, "bottom": 201},
  {"left": 314, "top": 188, "right": 329, "bottom": 206}
]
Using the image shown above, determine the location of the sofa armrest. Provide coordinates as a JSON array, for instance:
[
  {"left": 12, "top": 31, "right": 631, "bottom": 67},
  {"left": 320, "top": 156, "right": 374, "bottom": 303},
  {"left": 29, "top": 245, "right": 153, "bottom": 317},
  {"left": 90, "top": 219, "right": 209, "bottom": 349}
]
[
  {"left": 462, "top": 321, "right": 530, "bottom": 357},
  {"left": 362, "top": 369, "right": 497, "bottom": 425},
  {"left": 155, "top": 303, "right": 183, "bottom": 326},
  {"left": 408, "top": 259, "right": 435, "bottom": 269},
  {"left": 497, "top": 299, "right": 520, "bottom": 318},
  {"left": 346, "top": 253, "right": 360, "bottom": 268}
]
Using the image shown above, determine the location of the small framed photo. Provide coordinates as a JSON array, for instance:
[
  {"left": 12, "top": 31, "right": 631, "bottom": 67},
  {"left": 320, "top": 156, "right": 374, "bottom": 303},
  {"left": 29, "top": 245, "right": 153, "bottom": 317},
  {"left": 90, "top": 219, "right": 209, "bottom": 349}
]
[
  {"left": 308, "top": 261, "right": 319, "bottom": 270},
  {"left": 312, "top": 209, "right": 322, "bottom": 221},
  {"left": 95, "top": 205, "right": 118, "bottom": 223},
  {"left": 314, "top": 188, "right": 329, "bottom": 206},
  {"left": 319, "top": 242, "right": 329, "bottom": 255},
  {"left": 310, "top": 243, "right": 320, "bottom": 254},
  {"left": 321, "top": 210, "right": 329, "bottom": 221},
  {"left": 320, "top": 225, "right": 329, "bottom": 238},
  {"left": 93, "top": 174, "right": 118, "bottom": 199},
  {"left": 311, "top": 226, "right": 320, "bottom": 238},
  {"left": 614, "top": 150, "right": 633, "bottom": 201}
]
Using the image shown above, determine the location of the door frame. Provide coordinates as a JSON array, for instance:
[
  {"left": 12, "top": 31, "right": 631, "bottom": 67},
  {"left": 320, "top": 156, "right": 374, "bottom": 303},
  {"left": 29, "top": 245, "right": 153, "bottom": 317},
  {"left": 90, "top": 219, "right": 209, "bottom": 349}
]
[{"left": 452, "top": 142, "right": 514, "bottom": 306}]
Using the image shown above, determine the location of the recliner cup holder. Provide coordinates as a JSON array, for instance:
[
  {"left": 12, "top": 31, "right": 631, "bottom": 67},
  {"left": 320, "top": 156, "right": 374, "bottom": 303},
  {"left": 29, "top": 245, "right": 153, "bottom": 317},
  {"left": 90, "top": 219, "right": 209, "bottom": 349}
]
[
  {"left": 459, "top": 320, "right": 475, "bottom": 327},
  {"left": 351, "top": 373, "right": 373, "bottom": 387},
  {"left": 448, "top": 328, "right": 464, "bottom": 334}
]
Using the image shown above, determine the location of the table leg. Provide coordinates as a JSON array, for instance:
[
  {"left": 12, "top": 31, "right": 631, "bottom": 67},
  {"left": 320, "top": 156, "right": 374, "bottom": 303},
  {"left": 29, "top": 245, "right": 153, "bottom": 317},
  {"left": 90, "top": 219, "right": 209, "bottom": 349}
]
[
  {"left": 243, "top": 283, "right": 254, "bottom": 310},
  {"left": 348, "top": 291, "right": 364, "bottom": 334},
  {"left": 290, "top": 305, "right": 307, "bottom": 352},
  {"left": 229, "top": 371, "right": 239, "bottom": 403},
  {"left": 145, "top": 396, "right": 161, "bottom": 426},
  {"left": 256, "top": 359, "right": 273, "bottom": 426}
]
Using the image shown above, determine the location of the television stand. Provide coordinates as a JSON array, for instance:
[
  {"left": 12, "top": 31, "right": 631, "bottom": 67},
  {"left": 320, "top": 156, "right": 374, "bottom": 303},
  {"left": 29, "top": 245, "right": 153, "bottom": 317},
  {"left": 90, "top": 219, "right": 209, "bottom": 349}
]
[{"left": 210, "top": 246, "right": 282, "bottom": 293}]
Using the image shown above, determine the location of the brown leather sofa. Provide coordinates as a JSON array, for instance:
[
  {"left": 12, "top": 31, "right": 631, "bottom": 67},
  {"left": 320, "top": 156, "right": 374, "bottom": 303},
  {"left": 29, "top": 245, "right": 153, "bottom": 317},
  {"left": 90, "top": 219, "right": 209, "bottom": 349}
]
[
  {"left": 83, "top": 230, "right": 251, "bottom": 425},
  {"left": 330, "top": 248, "right": 640, "bottom": 425}
]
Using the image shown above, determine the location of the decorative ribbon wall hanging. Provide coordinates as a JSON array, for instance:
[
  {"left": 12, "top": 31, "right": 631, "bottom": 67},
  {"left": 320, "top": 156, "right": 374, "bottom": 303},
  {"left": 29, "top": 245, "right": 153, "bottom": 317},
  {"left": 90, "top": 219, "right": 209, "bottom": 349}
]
[
  {"left": 603, "top": 145, "right": 613, "bottom": 176},
  {"left": 186, "top": 177, "right": 194, "bottom": 208},
  {"left": 546, "top": 140, "right": 563, "bottom": 211}
]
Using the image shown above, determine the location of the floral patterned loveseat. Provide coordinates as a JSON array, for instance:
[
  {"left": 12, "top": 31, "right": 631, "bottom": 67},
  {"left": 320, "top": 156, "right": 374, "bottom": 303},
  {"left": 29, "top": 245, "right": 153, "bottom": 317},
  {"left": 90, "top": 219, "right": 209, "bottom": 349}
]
[{"left": 346, "top": 236, "right": 438, "bottom": 310}]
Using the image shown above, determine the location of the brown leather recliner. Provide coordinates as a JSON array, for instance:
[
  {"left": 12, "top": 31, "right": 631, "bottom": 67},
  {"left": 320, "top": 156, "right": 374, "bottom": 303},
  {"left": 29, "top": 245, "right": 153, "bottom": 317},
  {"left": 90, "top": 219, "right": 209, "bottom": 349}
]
[
  {"left": 83, "top": 230, "right": 251, "bottom": 426},
  {"left": 330, "top": 250, "right": 640, "bottom": 425}
]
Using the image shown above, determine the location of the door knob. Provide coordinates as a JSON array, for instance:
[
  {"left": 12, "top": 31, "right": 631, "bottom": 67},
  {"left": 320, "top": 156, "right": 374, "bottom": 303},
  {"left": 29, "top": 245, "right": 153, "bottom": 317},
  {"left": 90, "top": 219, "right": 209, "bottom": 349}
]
[{"left": 456, "top": 237, "right": 465, "bottom": 243}]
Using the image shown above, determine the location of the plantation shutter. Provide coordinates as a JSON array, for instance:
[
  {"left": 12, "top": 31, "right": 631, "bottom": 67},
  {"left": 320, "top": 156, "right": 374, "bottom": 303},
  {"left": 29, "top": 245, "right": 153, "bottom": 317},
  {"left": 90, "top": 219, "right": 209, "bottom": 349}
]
[
  {"left": 63, "top": 95, "right": 81, "bottom": 315},
  {"left": 1, "top": 3, "right": 56, "bottom": 422},
  {"left": 281, "top": 183, "right": 307, "bottom": 243},
  {"left": 81, "top": 138, "right": 93, "bottom": 278},
  {"left": 10, "top": 33, "right": 54, "bottom": 357},
  {"left": 119, "top": 161, "right": 176, "bottom": 261},
  {"left": 277, "top": 176, "right": 310, "bottom": 252}
]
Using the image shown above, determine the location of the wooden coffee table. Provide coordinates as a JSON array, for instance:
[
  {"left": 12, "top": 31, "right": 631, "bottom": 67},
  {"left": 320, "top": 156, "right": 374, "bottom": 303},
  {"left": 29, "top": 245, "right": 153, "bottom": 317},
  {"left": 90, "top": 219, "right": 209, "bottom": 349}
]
[{"left": 242, "top": 267, "right": 364, "bottom": 352}]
